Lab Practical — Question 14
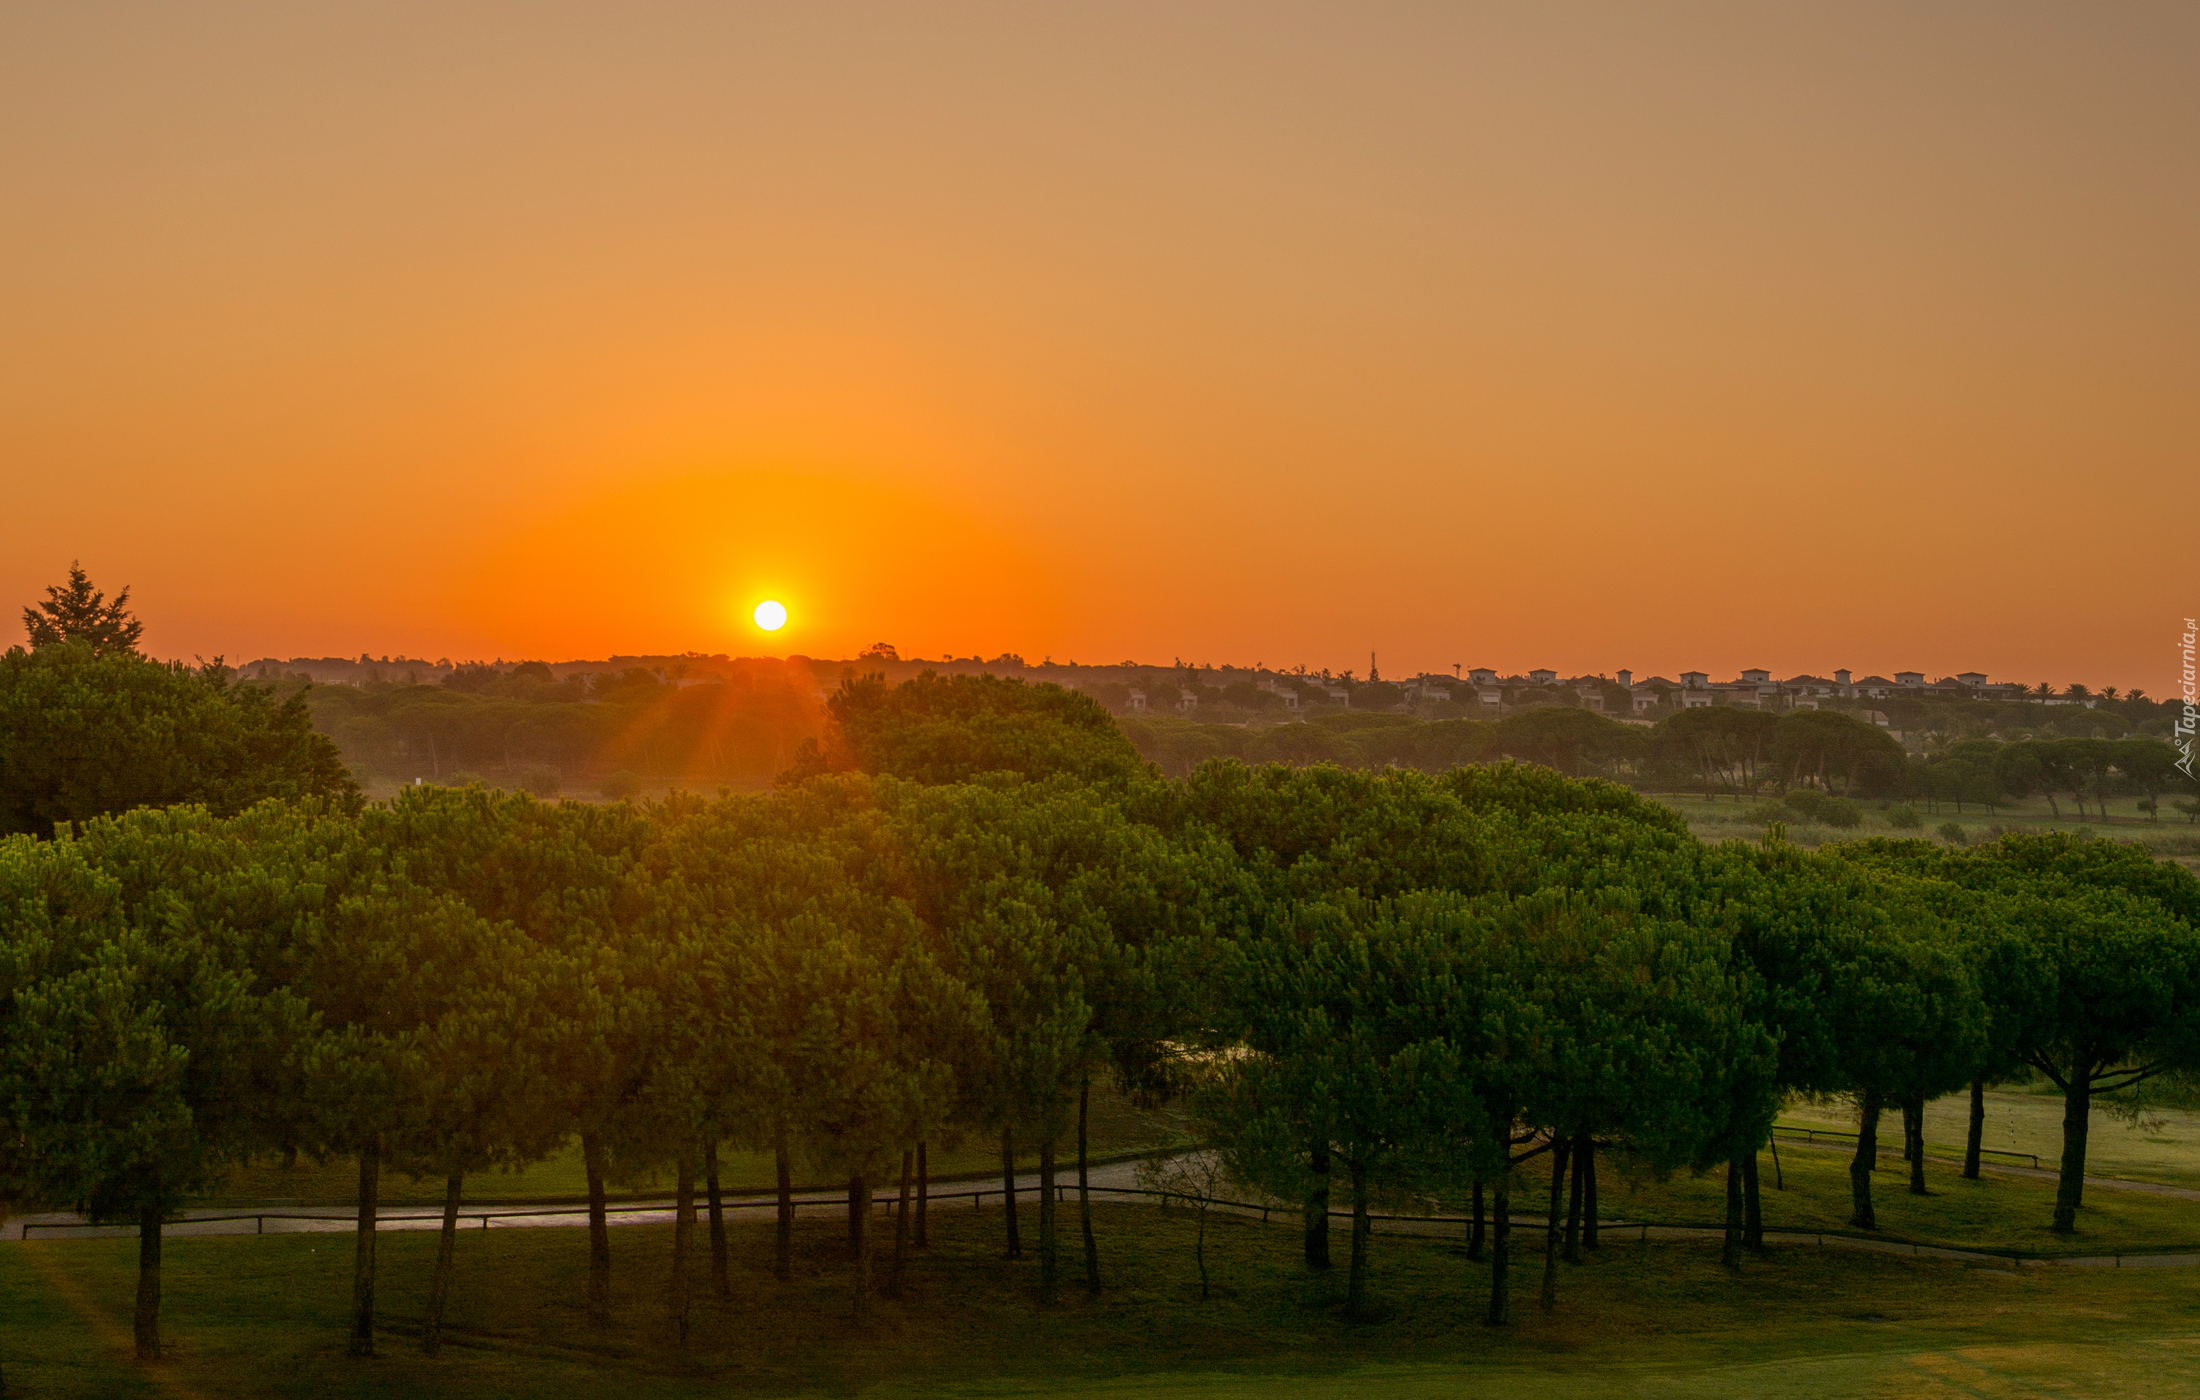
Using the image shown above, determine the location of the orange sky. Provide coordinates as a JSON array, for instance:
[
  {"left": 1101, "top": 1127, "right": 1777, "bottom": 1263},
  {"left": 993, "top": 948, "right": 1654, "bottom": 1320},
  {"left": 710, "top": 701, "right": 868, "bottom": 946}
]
[{"left": 3, "top": 3, "right": 2193, "bottom": 691}]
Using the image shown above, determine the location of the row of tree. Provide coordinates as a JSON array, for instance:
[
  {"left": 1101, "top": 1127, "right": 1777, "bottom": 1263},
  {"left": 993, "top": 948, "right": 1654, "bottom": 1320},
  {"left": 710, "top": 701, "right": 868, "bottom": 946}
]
[
  {"left": 5, "top": 755, "right": 2197, "bottom": 1363},
  {"left": 1162, "top": 762, "right": 2200, "bottom": 1319},
  {"left": 1119, "top": 703, "right": 2191, "bottom": 814}
]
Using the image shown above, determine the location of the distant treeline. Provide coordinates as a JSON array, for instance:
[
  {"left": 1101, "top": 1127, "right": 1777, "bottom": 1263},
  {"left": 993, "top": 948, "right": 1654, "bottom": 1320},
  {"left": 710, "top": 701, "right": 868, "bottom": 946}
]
[
  {"left": 89, "top": 650, "right": 2200, "bottom": 819},
  {"left": 300, "top": 661, "right": 828, "bottom": 790},
  {"left": 1119, "top": 707, "right": 2193, "bottom": 815}
]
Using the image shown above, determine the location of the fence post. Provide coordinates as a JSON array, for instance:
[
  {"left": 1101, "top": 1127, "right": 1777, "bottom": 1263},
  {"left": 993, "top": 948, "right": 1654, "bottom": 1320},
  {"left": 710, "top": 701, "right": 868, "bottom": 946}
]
[{"left": 257, "top": 1216, "right": 264, "bottom": 1236}]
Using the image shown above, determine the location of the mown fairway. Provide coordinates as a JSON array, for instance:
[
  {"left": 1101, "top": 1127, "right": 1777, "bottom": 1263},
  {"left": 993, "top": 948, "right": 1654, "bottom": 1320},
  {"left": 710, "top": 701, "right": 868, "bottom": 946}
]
[
  {"left": 1587, "top": 1141, "right": 2200, "bottom": 1255},
  {"left": 1777, "top": 1087, "right": 2200, "bottom": 1193},
  {"left": 7, "top": 1197, "right": 2200, "bottom": 1400}
]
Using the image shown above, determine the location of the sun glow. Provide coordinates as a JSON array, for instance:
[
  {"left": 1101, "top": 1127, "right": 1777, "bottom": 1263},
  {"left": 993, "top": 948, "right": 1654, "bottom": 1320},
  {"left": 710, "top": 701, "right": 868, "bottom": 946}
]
[{"left": 753, "top": 599, "right": 788, "bottom": 631}]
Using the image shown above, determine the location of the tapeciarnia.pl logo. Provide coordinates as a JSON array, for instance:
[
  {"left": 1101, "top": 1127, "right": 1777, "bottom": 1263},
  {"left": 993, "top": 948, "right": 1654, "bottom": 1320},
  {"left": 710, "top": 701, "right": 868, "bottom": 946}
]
[{"left": 2178, "top": 617, "right": 2197, "bottom": 780}]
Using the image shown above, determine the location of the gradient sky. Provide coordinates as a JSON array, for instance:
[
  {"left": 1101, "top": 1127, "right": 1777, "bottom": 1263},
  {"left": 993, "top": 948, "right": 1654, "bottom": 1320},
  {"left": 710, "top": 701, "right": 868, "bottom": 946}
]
[{"left": 4, "top": 3, "right": 2193, "bottom": 690}]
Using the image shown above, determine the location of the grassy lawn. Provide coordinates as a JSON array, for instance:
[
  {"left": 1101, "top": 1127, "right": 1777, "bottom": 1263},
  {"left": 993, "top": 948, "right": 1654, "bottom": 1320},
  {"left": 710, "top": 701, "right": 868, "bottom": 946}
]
[
  {"left": 208, "top": 1080, "right": 1194, "bottom": 1206},
  {"left": 8, "top": 1198, "right": 2200, "bottom": 1399},
  {"left": 1577, "top": 1136, "right": 2200, "bottom": 1256},
  {"left": 1775, "top": 1085, "right": 2200, "bottom": 1192},
  {"left": 1654, "top": 792, "right": 2200, "bottom": 869}
]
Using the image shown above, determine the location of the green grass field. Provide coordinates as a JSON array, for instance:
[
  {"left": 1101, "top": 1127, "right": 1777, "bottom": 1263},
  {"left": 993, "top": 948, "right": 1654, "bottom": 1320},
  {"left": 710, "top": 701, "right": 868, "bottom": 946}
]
[
  {"left": 1775, "top": 1085, "right": 2200, "bottom": 1192},
  {"left": 1655, "top": 791, "right": 2200, "bottom": 869},
  {"left": 1572, "top": 1137, "right": 2199, "bottom": 1256},
  {"left": 8, "top": 1196, "right": 2200, "bottom": 1400}
]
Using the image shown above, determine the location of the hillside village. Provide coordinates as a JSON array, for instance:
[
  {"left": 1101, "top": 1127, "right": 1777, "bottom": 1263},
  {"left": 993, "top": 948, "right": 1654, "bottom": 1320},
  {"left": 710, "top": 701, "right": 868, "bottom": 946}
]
[{"left": 249, "top": 650, "right": 2101, "bottom": 722}]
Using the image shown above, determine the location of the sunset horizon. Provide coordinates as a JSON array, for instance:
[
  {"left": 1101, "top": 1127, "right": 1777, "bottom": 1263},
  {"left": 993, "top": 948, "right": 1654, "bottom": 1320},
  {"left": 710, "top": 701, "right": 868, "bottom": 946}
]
[
  {"left": 5, "top": 8, "right": 2199, "bottom": 1391},
  {"left": 8, "top": 3, "right": 2192, "bottom": 696}
]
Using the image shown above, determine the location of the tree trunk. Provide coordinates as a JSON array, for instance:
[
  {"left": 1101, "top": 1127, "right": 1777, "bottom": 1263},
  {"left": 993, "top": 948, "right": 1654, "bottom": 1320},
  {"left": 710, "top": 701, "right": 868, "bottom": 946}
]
[
  {"left": 849, "top": 1175, "right": 872, "bottom": 1320},
  {"left": 999, "top": 1127, "right": 1022, "bottom": 1259},
  {"left": 1304, "top": 1139, "right": 1331, "bottom": 1270},
  {"left": 1581, "top": 1140, "right": 1599, "bottom": 1250},
  {"left": 1964, "top": 1078, "right": 1985, "bottom": 1181},
  {"left": 705, "top": 1140, "right": 729, "bottom": 1297},
  {"left": 1904, "top": 1095, "right": 1929, "bottom": 1195},
  {"left": 1078, "top": 1078, "right": 1099, "bottom": 1292},
  {"left": 1194, "top": 1205, "right": 1210, "bottom": 1301},
  {"left": 671, "top": 1153, "right": 696, "bottom": 1344},
  {"left": 351, "top": 1142, "right": 380, "bottom": 1356},
  {"left": 774, "top": 1128, "right": 793, "bottom": 1282},
  {"left": 916, "top": 1141, "right": 929, "bottom": 1249},
  {"left": 1038, "top": 1139, "right": 1059, "bottom": 1304},
  {"left": 424, "top": 1171, "right": 462, "bottom": 1356},
  {"left": 1849, "top": 1088, "right": 1881, "bottom": 1230},
  {"left": 1346, "top": 1158, "right": 1371, "bottom": 1320},
  {"left": 889, "top": 1149, "right": 913, "bottom": 1299},
  {"left": 1562, "top": 1134, "right": 1585, "bottom": 1264},
  {"left": 2053, "top": 1065, "right": 2092, "bottom": 1234},
  {"left": 1720, "top": 1157, "right": 1742, "bottom": 1268},
  {"left": 1538, "top": 1136, "right": 1571, "bottom": 1310},
  {"left": 1485, "top": 1176, "right": 1509, "bottom": 1326},
  {"left": 134, "top": 1205, "right": 163, "bottom": 1362},
  {"left": 584, "top": 1132, "right": 612, "bottom": 1325},
  {"left": 1467, "top": 1180, "right": 1485, "bottom": 1261},
  {"left": 1741, "top": 1152, "right": 1763, "bottom": 1252}
]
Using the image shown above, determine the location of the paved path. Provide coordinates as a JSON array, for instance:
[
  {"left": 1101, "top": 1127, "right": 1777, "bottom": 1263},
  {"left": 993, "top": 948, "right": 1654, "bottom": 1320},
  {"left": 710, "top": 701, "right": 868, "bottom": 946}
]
[
  {"left": 5, "top": 1156, "right": 1163, "bottom": 1243},
  {"left": 11, "top": 1147, "right": 2198, "bottom": 1274}
]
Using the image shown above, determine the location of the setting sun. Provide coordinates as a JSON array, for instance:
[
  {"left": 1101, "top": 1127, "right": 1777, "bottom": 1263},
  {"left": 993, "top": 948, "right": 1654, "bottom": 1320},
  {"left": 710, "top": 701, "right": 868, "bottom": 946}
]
[{"left": 753, "top": 600, "right": 788, "bottom": 632}]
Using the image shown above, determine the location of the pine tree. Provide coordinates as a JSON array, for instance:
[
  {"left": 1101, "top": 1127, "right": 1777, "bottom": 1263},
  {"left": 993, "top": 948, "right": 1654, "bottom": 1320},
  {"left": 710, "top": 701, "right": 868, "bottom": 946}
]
[{"left": 22, "top": 562, "right": 144, "bottom": 656}]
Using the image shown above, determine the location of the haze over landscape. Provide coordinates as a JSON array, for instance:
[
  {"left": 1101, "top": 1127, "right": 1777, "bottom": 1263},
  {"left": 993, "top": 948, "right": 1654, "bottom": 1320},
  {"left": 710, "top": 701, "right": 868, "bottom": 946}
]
[{"left": 6, "top": 3, "right": 2194, "bottom": 686}]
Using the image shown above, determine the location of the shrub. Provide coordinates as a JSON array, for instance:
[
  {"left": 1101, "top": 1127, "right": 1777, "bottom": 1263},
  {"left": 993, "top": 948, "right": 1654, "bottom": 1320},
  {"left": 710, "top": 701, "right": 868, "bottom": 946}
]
[
  {"left": 443, "top": 770, "right": 486, "bottom": 788},
  {"left": 1884, "top": 803, "right": 1922, "bottom": 829},
  {"left": 514, "top": 766, "right": 561, "bottom": 798},
  {"left": 1782, "top": 788, "right": 1862, "bottom": 829},
  {"left": 601, "top": 770, "right": 643, "bottom": 800},
  {"left": 1937, "top": 820, "right": 1968, "bottom": 846}
]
